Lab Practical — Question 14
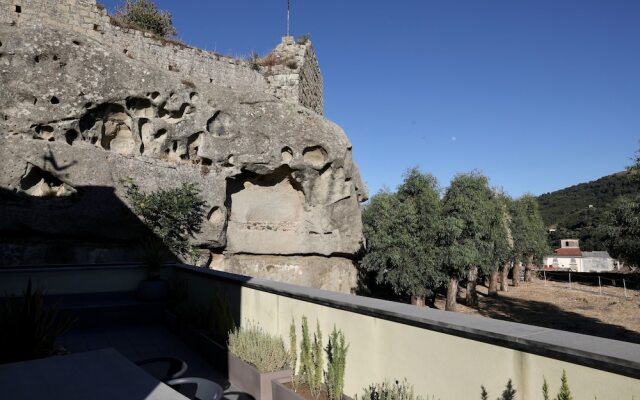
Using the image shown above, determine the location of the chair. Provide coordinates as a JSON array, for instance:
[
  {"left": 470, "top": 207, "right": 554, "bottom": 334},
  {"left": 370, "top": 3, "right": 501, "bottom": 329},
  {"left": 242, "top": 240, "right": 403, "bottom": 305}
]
[
  {"left": 135, "top": 357, "right": 188, "bottom": 382},
  {"left": 166, "top": 377, "right": 225, "bottom": 400}
]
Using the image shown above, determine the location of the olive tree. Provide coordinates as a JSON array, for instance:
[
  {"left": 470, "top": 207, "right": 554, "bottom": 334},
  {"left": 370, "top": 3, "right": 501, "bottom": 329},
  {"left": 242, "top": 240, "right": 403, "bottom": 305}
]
[
  {"left": 441, "top": 172, "right": 493, "bottom": 310},
  {"left": 510, "top": 195, "right": 548, "bottom": 283},
  {"left": 360, "top": 168, "right": 445, "bottom": 306}
]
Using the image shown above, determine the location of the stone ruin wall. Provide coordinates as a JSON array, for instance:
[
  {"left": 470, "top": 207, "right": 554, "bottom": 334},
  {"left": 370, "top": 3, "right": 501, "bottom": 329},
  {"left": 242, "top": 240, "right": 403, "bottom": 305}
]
[
  {"left": 0, "top": 0, "right": 364, "bottom": 293},
  {"left": 0, "top": 0, "right": 323, "bottom": 113},
  {"left": 263, "top": 36, "right": 323, "bottom": 114}
]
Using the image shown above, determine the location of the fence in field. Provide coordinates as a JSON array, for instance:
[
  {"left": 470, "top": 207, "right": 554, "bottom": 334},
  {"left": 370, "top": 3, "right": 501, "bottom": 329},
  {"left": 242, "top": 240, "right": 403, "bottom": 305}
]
[{"left": 534, "top": 269, "right": 640, "bottom": 299}]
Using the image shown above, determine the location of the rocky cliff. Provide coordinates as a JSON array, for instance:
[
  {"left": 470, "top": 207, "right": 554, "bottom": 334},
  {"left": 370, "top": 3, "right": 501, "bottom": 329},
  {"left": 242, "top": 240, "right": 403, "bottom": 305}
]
[{"left": 0, "top": 1, "right": 367, "bottom": 292}]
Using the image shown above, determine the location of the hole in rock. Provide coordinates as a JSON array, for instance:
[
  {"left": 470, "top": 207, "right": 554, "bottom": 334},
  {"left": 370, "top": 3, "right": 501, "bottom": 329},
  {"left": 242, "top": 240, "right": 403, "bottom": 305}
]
[
  {"left": 0, "top": 40, "right": 3, "bottom": 47},
  {"left": 93, "top": 24, "right": 100, "bottom": 31},
  {"left": 34, "top": 55, "right": 39, "bottom": 63},
  {"left": 65, "top": 129, "right": 79, "bottom": 145},
  {"left": 84, "top": 102, "right": 94, "bottom": 109},
  {"left": 53, "top": 54, "right": 58, "bottom": 61},
  {"left": 206, "top": 111, "right": 230, "bottom": 136},
  {"left": 50, "top": 96, "right": 59, "bottom": 104},
  {"left": 302, "top": 146, "right": 328, "bottom": 169},
  {"left": 150, "top": 91, "right": 160, "bottom": 100},
  {"left": 15, "top": 5, "right": 21, "bottom": 13},
  {"left": 154, "top": 128, "right": 167, "bottom": 140},
  {"left": 72, "top": 40, "right": 80, "bottom": 46},
  {"left": 125, "top": 97, "right": 153, "bottom": 118},
  {"left": 201, "top": 157, "right": 212, "bottom": 166},
  {"left": 123, "top": 49, "right": 128, "bottom": 54},
  {"left": 32, "top": 97, "right": 37, "bottom": 105},
  {"left": 281, "top": 146, "right": 293, "bottom": 163},
  {"left": 207, "top": 207, "right": 224, "bottom": 225},
  {"left": 20, "top": 164, "right": 76, "bottom": 197}
]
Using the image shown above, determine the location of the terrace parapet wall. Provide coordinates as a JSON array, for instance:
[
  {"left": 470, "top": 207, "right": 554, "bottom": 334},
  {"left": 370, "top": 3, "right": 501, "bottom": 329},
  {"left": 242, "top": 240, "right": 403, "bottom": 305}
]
[{"left": 0, "top": 0, "right": 323, "bottom": 113}]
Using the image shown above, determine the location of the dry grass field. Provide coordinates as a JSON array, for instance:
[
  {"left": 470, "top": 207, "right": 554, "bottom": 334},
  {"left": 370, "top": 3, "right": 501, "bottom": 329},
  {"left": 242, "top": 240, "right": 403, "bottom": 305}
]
[{"left": 434, "top": 277, "right": 640, "bottom": 344}]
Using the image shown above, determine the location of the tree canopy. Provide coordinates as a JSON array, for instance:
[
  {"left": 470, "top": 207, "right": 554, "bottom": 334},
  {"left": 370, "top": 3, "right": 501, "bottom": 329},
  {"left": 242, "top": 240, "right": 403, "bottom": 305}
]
[{"left": 360, "top": 168, "right": 445, "bottom": 301}]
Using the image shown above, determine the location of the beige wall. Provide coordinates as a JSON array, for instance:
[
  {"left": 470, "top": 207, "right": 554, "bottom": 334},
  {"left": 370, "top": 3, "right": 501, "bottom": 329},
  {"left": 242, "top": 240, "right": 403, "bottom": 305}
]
[{"left": 174, "top": 268, "right": 640, "bottom": 400}]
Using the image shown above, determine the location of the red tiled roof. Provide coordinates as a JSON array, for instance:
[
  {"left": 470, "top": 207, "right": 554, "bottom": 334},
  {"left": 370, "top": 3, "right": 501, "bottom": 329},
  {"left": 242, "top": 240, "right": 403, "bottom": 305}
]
[{"left": 553, "top": 248, "right": 582, "bottom": 257}]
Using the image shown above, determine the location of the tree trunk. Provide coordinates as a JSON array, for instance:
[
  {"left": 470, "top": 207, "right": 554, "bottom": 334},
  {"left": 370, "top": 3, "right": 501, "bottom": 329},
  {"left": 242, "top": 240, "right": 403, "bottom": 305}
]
[
  {"left": 488, "top": 271, "right": 499, "bottom": 296},
  {"left": 500, "top": 262, "right": 510, "bottom": 292},
  {"left": 411, "top": 295, "right": 426, "bottom": 307},
  {"left": 445, "top": 277, "right": 458, "bottom": 311},
  {"left": 466, "top": 266, "right": 479, "bottom": 307},
  {"left": 524, "top": 254, "right": 534, "bottom": 282},
  {"left": 512, "top": 262, "right": 521, "bottom": 287},
  {"left": 427, "top": 291, "right": 437, "bottom": 308}
]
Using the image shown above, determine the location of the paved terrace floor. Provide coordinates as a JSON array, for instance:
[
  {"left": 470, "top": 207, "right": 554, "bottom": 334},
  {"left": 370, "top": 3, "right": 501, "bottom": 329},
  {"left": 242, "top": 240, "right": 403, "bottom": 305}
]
[{"left": 60, "top": 324, "right": 249, "bottom": 400}]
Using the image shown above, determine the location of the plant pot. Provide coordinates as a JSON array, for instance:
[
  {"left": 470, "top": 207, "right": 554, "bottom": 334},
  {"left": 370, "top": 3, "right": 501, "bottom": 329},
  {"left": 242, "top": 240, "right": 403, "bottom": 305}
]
[
  {"left": 228, "top": 352, "right": 292, "bottom": 400},
  {"left": 272, "top": 379, "right": 304, "bottom": 400},
  {"left": 272, "top": 379, "right": 353, "bottom": 400},
  {"left": 136, "top": 279, "right": 169, "bottom": 300}
]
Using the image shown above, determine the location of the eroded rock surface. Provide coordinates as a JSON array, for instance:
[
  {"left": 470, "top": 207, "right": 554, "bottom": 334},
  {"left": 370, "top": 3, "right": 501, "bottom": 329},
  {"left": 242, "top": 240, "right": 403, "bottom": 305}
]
[{"left": 0, "top": 23, "right": 367, "bottom": 292}]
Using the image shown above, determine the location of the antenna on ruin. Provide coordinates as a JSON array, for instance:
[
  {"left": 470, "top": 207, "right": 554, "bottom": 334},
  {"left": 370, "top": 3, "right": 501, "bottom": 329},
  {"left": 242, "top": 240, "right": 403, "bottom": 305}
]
[{"left": 287, "top": 0, "right": 291, "bottom": 37}]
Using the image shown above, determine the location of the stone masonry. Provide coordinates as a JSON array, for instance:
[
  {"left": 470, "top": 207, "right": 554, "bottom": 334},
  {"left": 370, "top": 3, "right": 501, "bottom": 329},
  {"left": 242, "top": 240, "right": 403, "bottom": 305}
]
[
  {"left": 0, "top": 0, "right": 365, "bottom": 292},
  {"left": 0, "top": 0, "right": 323, "bottom": 114}
]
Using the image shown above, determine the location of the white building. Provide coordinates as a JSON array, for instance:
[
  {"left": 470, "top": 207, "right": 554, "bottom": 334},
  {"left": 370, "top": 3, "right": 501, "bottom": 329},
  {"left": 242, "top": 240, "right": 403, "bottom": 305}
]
[{"left": 543, "top": 239, "right": 615, "bottom": 272}]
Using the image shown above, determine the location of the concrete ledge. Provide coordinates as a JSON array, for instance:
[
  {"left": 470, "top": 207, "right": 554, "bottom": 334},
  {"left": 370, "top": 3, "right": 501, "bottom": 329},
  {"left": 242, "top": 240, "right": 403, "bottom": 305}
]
[{"left": 175, "top": 264, "right": 640, "bottom": 379}]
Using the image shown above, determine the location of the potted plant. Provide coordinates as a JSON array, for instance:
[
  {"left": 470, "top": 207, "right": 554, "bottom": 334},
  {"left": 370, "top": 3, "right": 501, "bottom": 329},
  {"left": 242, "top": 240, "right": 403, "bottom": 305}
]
[
  {"left": 0, "top": 280, "right": 74, "bottom": 364},
  {"left": 136, "top": 238, "right": 170, "bottom": 300},
  {"left": 273, "top": 317, "right": 350, "bottom": 400},
  {"left": 227, "top": 321, "right": 292, "bottom": 400}
]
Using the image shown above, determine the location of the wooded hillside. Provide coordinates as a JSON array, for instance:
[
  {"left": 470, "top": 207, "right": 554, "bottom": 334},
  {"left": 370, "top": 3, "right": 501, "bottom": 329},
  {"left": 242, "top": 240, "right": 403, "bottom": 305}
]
[{"left": 537, "top": 171, "right": 637, "bottom": 251}]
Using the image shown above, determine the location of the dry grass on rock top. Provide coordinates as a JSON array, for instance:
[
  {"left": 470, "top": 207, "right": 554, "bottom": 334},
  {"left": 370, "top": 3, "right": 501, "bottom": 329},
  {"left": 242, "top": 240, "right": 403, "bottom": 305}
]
[{"left": 434, "top": 277, "right": 640, "bottom": 344}]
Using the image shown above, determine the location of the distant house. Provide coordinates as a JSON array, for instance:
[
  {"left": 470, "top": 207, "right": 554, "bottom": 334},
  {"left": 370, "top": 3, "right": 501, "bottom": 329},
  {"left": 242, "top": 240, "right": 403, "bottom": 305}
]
[{"left": 543, "top": 239, "right": 616, "bottom": 272}]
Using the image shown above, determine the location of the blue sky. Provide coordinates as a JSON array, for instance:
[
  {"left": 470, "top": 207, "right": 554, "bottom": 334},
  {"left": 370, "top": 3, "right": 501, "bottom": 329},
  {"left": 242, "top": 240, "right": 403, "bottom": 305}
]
[{"left": 102, "top": 0, "right": 640, "bottom": 198}]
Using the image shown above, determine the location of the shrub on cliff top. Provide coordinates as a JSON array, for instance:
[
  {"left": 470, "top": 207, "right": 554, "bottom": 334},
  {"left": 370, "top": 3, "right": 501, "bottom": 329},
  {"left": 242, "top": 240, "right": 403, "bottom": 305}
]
[{"left": 115, "top": 0, "right": 177, "bottom": 38}]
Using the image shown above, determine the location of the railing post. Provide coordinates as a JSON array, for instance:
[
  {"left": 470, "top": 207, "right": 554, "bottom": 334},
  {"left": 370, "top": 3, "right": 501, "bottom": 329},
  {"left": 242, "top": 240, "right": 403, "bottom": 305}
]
[
  {"left": 543, "top": 270, "right": 547, "bottom": 287},
  {"left": 623, "top": 279, "right": 628, "bottom": 299},
  {"left": 569, "top": 272, "right": 572, "bottom": 290}
]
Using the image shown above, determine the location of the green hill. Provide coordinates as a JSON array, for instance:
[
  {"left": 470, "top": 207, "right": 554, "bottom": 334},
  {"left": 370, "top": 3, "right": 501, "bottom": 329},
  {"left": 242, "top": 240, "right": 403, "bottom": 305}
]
[{"left": 537, "top": 171, "right": 638, "bottom": 251}]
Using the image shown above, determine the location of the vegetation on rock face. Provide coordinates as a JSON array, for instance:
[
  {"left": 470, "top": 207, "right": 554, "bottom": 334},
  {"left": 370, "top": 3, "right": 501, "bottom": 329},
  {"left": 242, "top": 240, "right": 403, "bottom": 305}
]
[
  {"left": 227, "top": 321, "right": 289, "bottom": 373},
  {"left": 123, "top": 180, "right": 206, "bottom": 263},
  {"left": 0, "top": 280, "right": 74, "bottom": 364},
  {"left": 115, "top": 0, "right": 177, "bottom": 38}
]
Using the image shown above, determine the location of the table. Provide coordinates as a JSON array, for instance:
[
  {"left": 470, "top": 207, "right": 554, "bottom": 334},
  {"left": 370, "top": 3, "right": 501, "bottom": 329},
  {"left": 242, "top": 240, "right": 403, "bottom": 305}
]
[{"left": 0, "top": 348, "right": 189, "bottom": 400}]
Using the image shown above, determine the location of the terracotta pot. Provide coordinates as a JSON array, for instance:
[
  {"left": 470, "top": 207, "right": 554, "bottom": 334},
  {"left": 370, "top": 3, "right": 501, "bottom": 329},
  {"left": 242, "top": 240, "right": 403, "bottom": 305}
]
[{"left": 228, "top": 352, "right": 291, "bottom": 400}]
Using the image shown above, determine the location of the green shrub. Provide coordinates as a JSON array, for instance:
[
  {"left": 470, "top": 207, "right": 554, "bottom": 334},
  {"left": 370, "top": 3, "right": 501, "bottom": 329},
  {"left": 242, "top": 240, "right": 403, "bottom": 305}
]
[
  {"left": 300, "top": 316, "right": 313, "bottom": 388},
  {"left": 115, "top": 0, "right": 176, "bottom": 38},
  {"left": 555, "top": 371, "right": 573, "bottom": 400},
  {"left": 542, "top": 377, "right": 550, "bottom": 400},
  {"left": 0, "top": 280, "right": 74, "bottom": 364},
  {"left": 227, "top": 321, "right": 289, "bottom": 373},
  {"left": 325, "top": 326, "right": 348, "bottom": 400},
  {"left": 123, "top": 179, "right": 206, "bottom": 263},
  {"left": 289, "top": 318, "right": 298, "bottom": 390},
  {"left": 358, "top": 379, "right": 424, "bottom": 400},
  {"left": 310, "top": 321, "right": 324, "bottom": 398}
]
